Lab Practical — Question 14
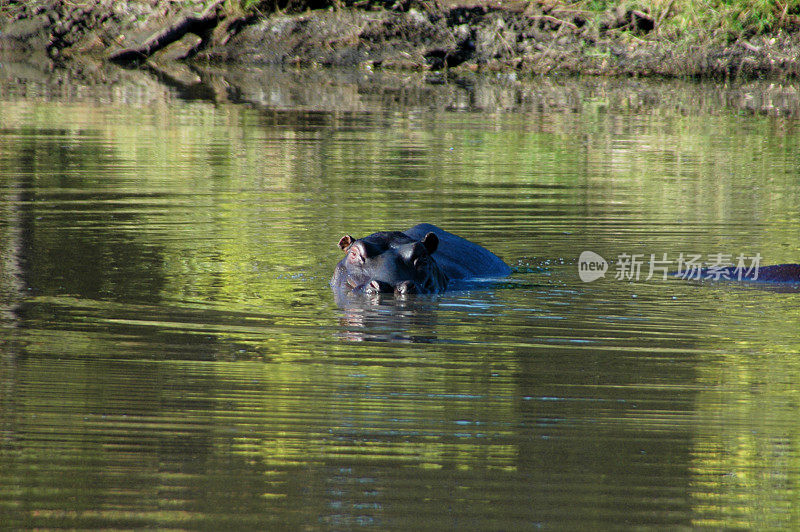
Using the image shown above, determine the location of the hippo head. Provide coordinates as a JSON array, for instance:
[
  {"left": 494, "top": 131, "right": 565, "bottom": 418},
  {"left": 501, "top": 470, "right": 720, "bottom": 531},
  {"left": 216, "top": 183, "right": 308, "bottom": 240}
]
[{"left": 330, "top": 230, "right": 449, "bottom": 296}]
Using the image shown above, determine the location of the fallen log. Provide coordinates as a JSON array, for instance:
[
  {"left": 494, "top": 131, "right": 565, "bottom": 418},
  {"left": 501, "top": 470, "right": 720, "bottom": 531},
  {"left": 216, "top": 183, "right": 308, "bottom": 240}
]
[{"left": 108, "top": 0, "right": 223, "bottom": 64}]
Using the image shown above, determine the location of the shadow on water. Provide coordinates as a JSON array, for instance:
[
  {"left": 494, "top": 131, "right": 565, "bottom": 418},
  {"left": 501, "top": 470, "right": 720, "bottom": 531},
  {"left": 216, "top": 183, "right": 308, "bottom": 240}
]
[
  {"left": 334, "top": 295, "right": 443, "bottom": 343},
  {"left": 6, "top": 55, "right": 800, "bottom": 116},
  {"left": 332, "top": 275, "right": 553, "bottom": 343}
]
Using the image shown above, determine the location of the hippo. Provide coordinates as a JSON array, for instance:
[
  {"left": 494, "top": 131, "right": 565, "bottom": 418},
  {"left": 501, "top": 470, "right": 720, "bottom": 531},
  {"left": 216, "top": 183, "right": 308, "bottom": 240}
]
[
  {"left": 677, "top": 264, "right": 800, "bottom": 283},
  {"left": 330, "top": 223, "right": 512, "bottom": 297}
]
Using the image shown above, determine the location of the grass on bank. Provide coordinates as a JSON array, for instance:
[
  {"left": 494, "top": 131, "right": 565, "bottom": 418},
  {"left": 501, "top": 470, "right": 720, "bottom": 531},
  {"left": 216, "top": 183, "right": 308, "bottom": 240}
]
[
  {"left": 234, "top": 0, "right": 800, "bottom": 42},
  {"left": 582, "top": 0, "right": 800, "bottom": 41}
]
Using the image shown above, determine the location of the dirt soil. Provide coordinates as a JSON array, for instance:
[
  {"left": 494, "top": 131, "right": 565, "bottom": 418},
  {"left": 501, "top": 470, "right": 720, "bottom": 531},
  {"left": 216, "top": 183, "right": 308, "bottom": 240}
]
[{"left": 2, "top": 0, "right": 800, "bottom": 79}]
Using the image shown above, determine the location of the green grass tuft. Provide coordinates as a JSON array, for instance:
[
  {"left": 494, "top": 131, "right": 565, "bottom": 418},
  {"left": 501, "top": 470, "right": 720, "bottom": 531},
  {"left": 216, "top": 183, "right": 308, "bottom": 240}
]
[{"left": 559, "top": 0, "right": 800, "bottom": 42}]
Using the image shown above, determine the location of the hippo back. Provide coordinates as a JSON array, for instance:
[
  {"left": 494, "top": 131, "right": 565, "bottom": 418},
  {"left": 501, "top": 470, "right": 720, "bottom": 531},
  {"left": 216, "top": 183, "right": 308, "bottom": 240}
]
[
  {"left": 403, "top": 223, "right": 512, "bottom": 280},
  {"left": 674, "top": 263, "right": 800, "bottom": 283},
  {"left": 755, "top": 264, "right": 800, "bottom": 282}
]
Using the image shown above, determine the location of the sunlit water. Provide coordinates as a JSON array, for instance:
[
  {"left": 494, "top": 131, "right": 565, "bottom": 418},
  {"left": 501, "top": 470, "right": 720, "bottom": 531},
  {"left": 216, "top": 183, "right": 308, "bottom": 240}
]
[{"left": 2, "top": 65, "right": 800, "bottom": 529}]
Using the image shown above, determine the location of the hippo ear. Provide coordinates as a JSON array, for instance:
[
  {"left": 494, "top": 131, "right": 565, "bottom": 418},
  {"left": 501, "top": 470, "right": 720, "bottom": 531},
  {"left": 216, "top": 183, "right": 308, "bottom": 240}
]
[
  {"left": 422, "top": 232, "right": 439, "bottom": 254},
  {"left": 338, "top": 235, "right": 354, "bottom": 251}
]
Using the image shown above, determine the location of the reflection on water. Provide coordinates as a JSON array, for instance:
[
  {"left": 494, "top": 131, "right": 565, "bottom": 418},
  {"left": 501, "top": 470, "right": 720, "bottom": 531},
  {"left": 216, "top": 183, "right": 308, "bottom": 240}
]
[{"left": 2, "top": 62, "right": 800, "bottom": 529}]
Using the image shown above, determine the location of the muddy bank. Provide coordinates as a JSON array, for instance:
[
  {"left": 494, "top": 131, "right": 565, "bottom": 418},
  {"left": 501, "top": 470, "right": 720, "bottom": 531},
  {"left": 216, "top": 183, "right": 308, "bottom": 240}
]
[{"left": 2, "top": 0, "right": 800, "bottom": 78}]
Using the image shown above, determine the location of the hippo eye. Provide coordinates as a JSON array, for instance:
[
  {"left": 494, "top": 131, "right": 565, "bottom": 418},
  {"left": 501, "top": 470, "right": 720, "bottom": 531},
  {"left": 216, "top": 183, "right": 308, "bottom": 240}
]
[
  {"left": 412, "top": 252, "right": 428, "bottom": 268},
  {"left": 406, "top": 243, "right": 429, "bottom": 268},
  {"left": 348, "top": 248, "right": 364, "bottom": 264}
]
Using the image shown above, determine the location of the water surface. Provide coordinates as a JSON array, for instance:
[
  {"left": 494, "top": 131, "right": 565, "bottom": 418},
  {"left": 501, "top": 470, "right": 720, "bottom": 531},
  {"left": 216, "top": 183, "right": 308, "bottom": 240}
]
[{"left": 2, "top": 64, "right": 800, "bottom": 529}]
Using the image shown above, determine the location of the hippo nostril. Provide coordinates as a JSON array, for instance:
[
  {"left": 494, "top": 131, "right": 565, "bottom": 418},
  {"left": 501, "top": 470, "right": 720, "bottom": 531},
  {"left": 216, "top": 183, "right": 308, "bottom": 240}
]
[
  {"left": 365, "top": 280, "right": 393, "bottom": 295},
  {"left": 395, "top": 281, "right": 417, "bottom": 296}
]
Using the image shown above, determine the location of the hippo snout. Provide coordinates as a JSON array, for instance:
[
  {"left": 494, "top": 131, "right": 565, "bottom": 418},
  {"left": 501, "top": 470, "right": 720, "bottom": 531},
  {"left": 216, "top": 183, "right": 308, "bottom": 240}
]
[{"left": 362, "top": 279, "right": 418, "bottom": 296}]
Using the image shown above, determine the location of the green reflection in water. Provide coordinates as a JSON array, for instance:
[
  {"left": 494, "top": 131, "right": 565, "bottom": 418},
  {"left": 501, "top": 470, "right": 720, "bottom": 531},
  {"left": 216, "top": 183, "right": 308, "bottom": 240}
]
[{"left": 2, "top": 73, "right": 800, "bottom": 529}]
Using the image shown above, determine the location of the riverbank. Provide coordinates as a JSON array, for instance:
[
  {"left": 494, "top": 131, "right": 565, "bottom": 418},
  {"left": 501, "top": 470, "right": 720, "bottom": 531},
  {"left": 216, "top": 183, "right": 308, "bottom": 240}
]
[{"left": 2, "top": 0, "right": 800, "bottom": 78}]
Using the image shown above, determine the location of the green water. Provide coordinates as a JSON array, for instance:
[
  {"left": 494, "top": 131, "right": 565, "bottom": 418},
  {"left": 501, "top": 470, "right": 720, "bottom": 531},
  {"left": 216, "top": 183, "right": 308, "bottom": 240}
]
[{"left": 2, "top": 65, "right": 800, "bottom": 529}]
